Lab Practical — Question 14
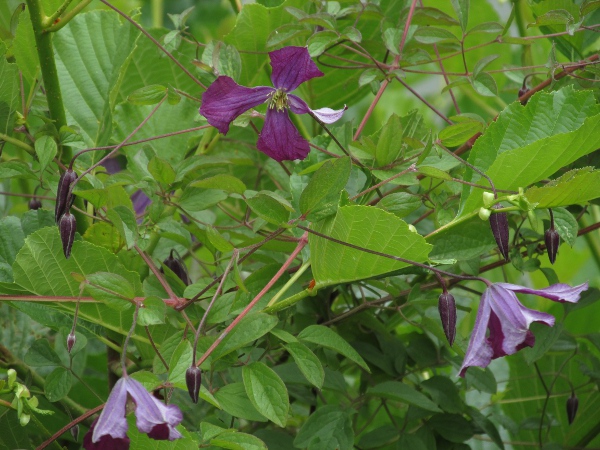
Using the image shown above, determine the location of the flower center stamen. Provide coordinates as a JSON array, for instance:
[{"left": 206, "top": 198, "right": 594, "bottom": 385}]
[{"left": 268, "top": 89, "right": 289, "bottom": 112}]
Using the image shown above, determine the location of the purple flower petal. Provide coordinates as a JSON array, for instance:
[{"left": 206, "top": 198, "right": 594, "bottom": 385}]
[
  {"left": 458, "top": 282, "right": 581, "bottom": 377},
  {"left": 256, "top": 108, "right": 310, "bottom": 161},
  {"left": 91, "top": 378, "right": 129, "bottom": 444},
  {"left": 200, "top": 76, "right": 273, "bottom": 134},
  {"left": 131, "top": 190, "right": 152, "bottom": 218},
  {"left": 498, "top": 282, "right": 588, "bottom": 303},
  {"left": 84, "top": 420, "right": 130, "bottom": 450},
  {"left": 269, "top": 46, "right": 323, "bottom": 92},
  {"left": 125, "top": 378, "right": 183, "bottom": 441},
  {"left": 288, "top": 95, "right": 346, "bottom": 124}
]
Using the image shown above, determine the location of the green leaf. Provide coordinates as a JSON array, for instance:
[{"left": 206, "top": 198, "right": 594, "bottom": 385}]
[
  {"left": 307, "top": 30, "right": 338, "bottom": 57},
  {"left": 427, "top": 216, "right": 496, "bottom": 261},
  {"left": 168, "top": 339, "right": 193, "bottom": 388},
  {"left": 450, "top": 0, "right": 469, "bottom": 32},
  {"left": 211, "top": 431, "right": 267, "bottom": 450},
  {"left": 293, "top": 405, "right": 353, "bottom": 450},
  {"left": 148, "top": 156, "right": 176, "bottom": 185},
  {"left": 246, "top": 194, "right": 290, "bottom": 226},
  {"left": 581, "top": 0, "right": 600, "bottom": 16},
  {"left": 299, "top": 157, "right": 351, "bottom": 221},
  {"left": 285, "top": 342, "right": 324, "bottom": 389},
  {"left": 376, "top": 192, "right": 421, "bottom": 218},
  {"left": 528, "top": 9, "right": 574, "bottom": 29},
  {"left": 179, "top": 187, "right": 228, "bottom": 212},
  {"left": 310, "top": 205, "right": 432, "bottom": 288},
  {"left": 522, "top": 322, "right": 564, "bottom": 365},
  {"left": 298, "top": 325, "right": 370, "bottom": 372},
  {"left": 212, "top": 313, "right": 278, "bottom": 361},
  {"left": 375, "top": 114, "right": 404, "bottom": 166},
  {"left": 552, "top": 207, "right": 578, "bottom": 247},
  {"left": 214, "top": 383, "right": 268, "bottom": 422},
  {"left": 242, "top": 362, "right": 289, "bottom": 427},
  {"left": 467, "top": 22, "right": 504, "bottom": 34},
  {"left": 0, "top": 52, "right": 19, "bottom": 137},
  {"left": 24, "top": 339, "right": 62, "bottom": 367},
  {"left": 417, "top": 166, "right": 453, "bottom": 181},
  {"left": 201, "top": 41, "right": 242, "bottom": 81},
  {"left": 420, "top": 376, "right": 463, "bottom": 413},
  {"left": 206, "top": 226, "right": 234, "bottom": 253},
  {"left": 472, "top": 54, "right": 499, "bottom": 79},
  {"left": 459, "top": 86, "right": 600, "bottom": 217},
  {"left": 439, "top": 121, "right": 484, "bottom": 147},
  {"left": 12, "top": 8, "right": 38, "bottom": 85},
  {"left": 413, "top": 27, "right": 458, "bottom": 44},
  {"left": 465, "top": 366, "right": 497, "bottom": 394},
  {"left": 53, "top": 10, "right": 140, "bottom": 146},
  {"left": 106, "top": 206, "right": 138, "bottom": 249},
  {"left": 408, "top": 7, "right": 459, "bottom": 26},
  {"left": 34, "top": 136, "right": 58, "bottom": 173},
  {"left": 428, "top": 413, "right": 473, "bottom": 442},
  {"left": 367, "top": 381, "right": 441, "bottom": 412},
  {"left": 192, "top": 174, "right": 247, "bottom": 195},
  {"left": 0, "top": 216, "right": 25, "bottom": 280},
  {"left": 127, "top": 84, "right": 167, "bottom": 105},
  {"left": 468, "top": 407, "right": 505, "bottom": 450},
  {"left": 471, "top": 72, "right": 497, "bottom": 97},
  {"left": 138, "top": 296, "right": 166, "bottom": 326},
  {"left": 44, "top": 367, "right": 72, "bottom": 402},
  {"left": 525, "top": 168, "right": 600, "bottom": 208},
  {"left": 85, "top": 272, "right": 135, "bottom": 311}
]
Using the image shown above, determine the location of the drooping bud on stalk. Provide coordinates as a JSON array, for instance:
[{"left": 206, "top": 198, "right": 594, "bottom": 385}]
[
  {"left": 438, "top": 291, "right": 457, "bottom": 346},
  {"left": 54, "top": 169, "right": 78, "bottom": 223},
  {"left": 566, "top": 392, "right": 578, "bottom": 425},
  {"left": 490, "top": 205, "right": 510, "bottom": 261},
  {"left": 162, "top": 250, "right": 190, "bottom": 285},
  {"left": 28, "top": 198, "right": 42, "bottom": 210},
  {"left": 67, "top": 332, "right": 76, "bottom": 353},
  {"left": 545, "top": 209, "right": 559, "bottom": 265},
  {"left": 71, "top": 424, "right": 79, "bottom": 442},
  {"left": 59, "top": 212, "right": 76, "bottom": 259},
  {"left": 185, "top": 366, "right": 202, "bottom": 404}
]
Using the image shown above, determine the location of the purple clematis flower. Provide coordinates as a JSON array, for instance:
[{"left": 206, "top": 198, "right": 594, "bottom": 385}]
[
  {"left": 83, "top": 377, "right": 183, "bottom": 449},
  {"left": 200, "top": 46, "right": 346, "bottom": 161},
  {"left": 459, "top": 282, "right": 588, "bottom": 377}
]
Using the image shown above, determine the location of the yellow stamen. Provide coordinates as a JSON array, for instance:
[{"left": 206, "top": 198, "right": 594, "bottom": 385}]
[{"left": 268, "top": 89, "right": 289, "bottom": 112}]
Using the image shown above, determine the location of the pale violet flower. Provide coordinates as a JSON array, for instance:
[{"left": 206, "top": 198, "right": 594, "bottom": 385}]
[
  {"left": 459, "top": 282, "right": 588, "bottom": 376},
  {"left": 83, "top": 377, "right": 182, "bottom": 449}
]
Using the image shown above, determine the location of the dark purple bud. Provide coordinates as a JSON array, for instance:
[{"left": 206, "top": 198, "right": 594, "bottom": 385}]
[
  {"left": 566, "top": 392, "right": 578, "bottom": 425},
  {"left": 438, "top": 292, "right": 457, "bottom": 346},
  {"left": 67, "top": 332, "right": 76, "bottom": 353},
  {"left": 29, "top": 198, "right": 42, "bottom": 210},
  {"left": 545, "top": 227, "right": 560, "bottom": 264},
  {"left": 185, "top": 366, "right": 202, "bottom": 404},
  {"left": 162, "top": 250, "right": 190, "bottom": 285},
  {"left": 71, "top": 424, "right": 79, "bottom": 442},
  {"left": 490, "top": 205, "right": 510, "bottom": 261},
  {"left": 59, "top": 213, "right": 76, "bottom": 259},
  {"left": 518, "top": 87, "right": 529, "bottom": 98},
  {"left": 55, "top": 169, "right": 78, "bottom": 223}
]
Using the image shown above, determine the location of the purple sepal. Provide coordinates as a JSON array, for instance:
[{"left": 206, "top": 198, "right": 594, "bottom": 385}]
[
  {"left": 257, "top": 108, "right": 310, "bottom": 161},
  {"left": 185, "top": 366, "right": 202, "bottom": 404},
  {"left": 545, "top": 228, "right": 559, "bottom": 264},
  {"left": 566, "top": 393, "right": 578, "bottom": 425},
  {"left": 84, "top": 419, "right": 130, "bottom": 450},
  {"left": 459, "top": 282, "right": 588, "bottom": 377},
  {"left": 67, "top": 333, "right": 76, "bottom": 353},
  {"left": 269, "top": 46, "right": 323, "bottom": 91},
  {"left": 55, "top": 169, "right": 77, "bottom": 223},
  {"left": 200, "top": 77, "right": 272, "bottom": 134}
]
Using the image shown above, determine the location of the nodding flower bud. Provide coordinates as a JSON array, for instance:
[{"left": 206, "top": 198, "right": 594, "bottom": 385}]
[
  {"left": 55, "top": 169, "right": 78, "bottom": 223},
  {"left": 29, "top": 198, "right": 42, "bottom": 210},
  {"left": 438, "top": 292, "right": 457, "bottom": 346},
  {"left": 67, "top": 332, "right": 76, "bottom": 353},
  {"left": 545, "top": 227, "right": 560, "bottom": 264},
  {"left": 566, "top": 392, "right": 578, "bottom": 425},
  {"left": 71, "top": 424, "right": 79, "bottom": 442},
  {"left": 59, "top": 213, "right": 76, "bottom": 259},
  {"left": 185, "top": 366, "right": 202, "bottom": 404},
  {"left": 490, "top": 205, "right": 510, "bottom": 261},
  {"left": 162, "top": 250, "right": 190, "bottom": 286}
]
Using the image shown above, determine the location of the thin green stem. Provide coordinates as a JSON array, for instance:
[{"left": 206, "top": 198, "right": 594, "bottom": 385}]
[
  {"left": 43, "top": 0, "right": 74, "bottom": 27},
  {"left": 266, "top": 259, "right": 311, "bottom": 307},
  {"left": 0, "top": 132, "right": 34, "bottom": 153},
  {"left": 121, "top": 302, "right": 140, "bottom": 375},
  {"left": 45, "top": 0, "right": 92, "bottom": 32}
]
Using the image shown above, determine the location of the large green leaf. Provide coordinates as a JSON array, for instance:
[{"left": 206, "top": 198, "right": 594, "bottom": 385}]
[
  {"left": 113, "top": 98, "right": 203, "bottom": 165},
  {"left": 310, "top": 205, "right": 432, "bottom": 288},
  {"left": 53, "top": 10, "right": 140, "bottom": 146},
  {"left": 367, "top": 381, "right": 442, "bottom": 412},
  {"left": 3, "top": 227, "right": 143, "bottom": 339},
  {"left": 459, "top": 87, "right": 600, "bottom": 216},
  {"left": 526, "top": 168, "right": 600, "bottom": 208},
  {"left": 242, "top": 362, "right": 289, "bottom": 427},
  {"left": 293, "top": 405, "right": 354, "bottom": 450}
]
